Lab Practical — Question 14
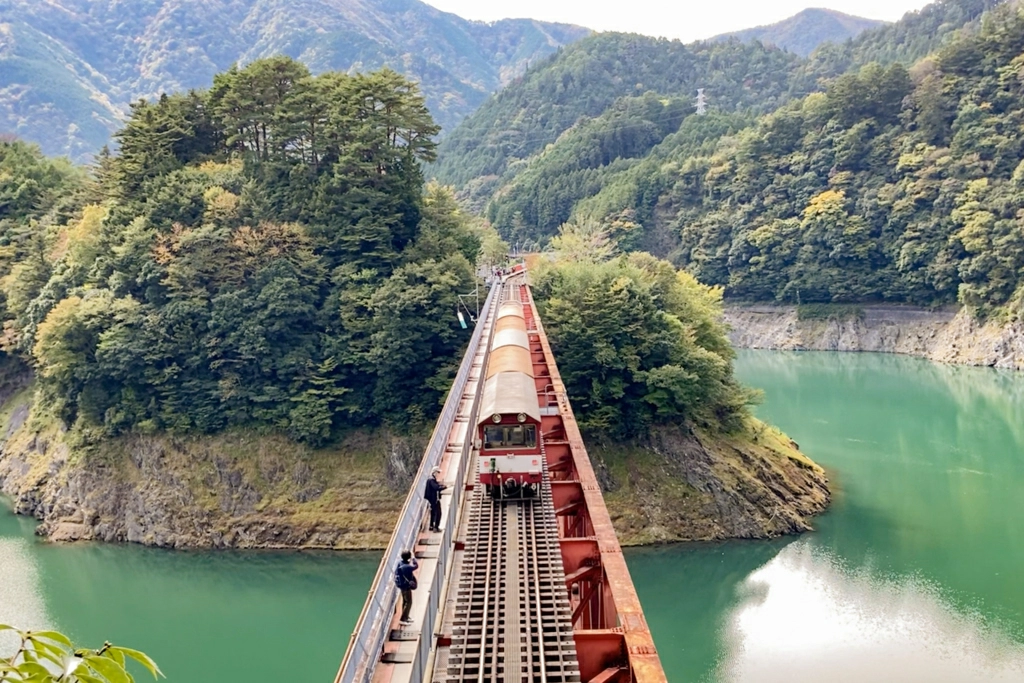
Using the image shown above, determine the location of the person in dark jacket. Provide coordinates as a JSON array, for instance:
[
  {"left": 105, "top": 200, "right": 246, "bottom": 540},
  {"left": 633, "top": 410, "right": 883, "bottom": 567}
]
[
  {"left": 424, "top": 466, "right": 447, "bottom": 532},
  {"left": 395, "top": 550, "right": 418, "bottom": 624}
]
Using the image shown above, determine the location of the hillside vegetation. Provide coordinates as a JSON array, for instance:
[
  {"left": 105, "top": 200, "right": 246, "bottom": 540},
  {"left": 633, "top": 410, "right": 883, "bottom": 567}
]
[
  {"left": 0, "top": 54, "right": 833, "bottom": 547},
  {"left": 0, "top": 58, "right": 488, "bottom": 446},
  {"left": 0, "top": 0, "right": 588, "bottom": 161},
  {"left": 436, "top": 0, "right": 999, "bottom": 242},
  {"left": 587, "top": 2, "right": 1024, "bottom": 314},
  {"left": 712, "top": 8, "right": 884, "bottom": 57},
  {"left": 442, "top": 0, "right": 1024, "bottom": 317},
  {"left": 431, "top": 34, "right": 806, "bottom": 195},
  {"left": 533, "top": 249, "right": 754, "bottom": 437},
  {"left": 803, "top": 0, "right": 1002, "bottom": 78}
]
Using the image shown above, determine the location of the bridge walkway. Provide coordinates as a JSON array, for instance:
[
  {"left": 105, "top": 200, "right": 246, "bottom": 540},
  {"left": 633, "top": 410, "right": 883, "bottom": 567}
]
[{"left": 335, "top": 273, "right": 667, "bottom": 683}]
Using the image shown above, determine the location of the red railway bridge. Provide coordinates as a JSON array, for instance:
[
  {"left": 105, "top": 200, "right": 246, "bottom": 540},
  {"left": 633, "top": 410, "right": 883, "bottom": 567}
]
[{"left": 335, "top": 271, "right": 668, "bottom": 683}]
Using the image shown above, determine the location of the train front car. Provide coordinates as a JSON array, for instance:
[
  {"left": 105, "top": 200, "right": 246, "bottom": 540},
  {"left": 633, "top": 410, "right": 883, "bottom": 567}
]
[{"left": 478, "top": 299, "right": 543, "bottom": 499}]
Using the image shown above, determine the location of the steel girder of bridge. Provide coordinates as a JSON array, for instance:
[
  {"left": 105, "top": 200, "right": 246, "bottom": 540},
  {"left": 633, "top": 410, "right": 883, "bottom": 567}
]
[{"left": 335, "top": 275, "right": 667, "bottom": 683}]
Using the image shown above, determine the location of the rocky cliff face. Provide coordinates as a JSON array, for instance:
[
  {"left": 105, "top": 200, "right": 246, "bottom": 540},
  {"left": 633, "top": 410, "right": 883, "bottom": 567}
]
[
  {"left": 724, "top": 305, "right": 1024, "bottom": 370},
  {"left": 0, "top": 380, "right": 830, "bottom": 549},
  {"left": 0, "top": 398, "right": 424, "bottom": 549},
  {"left": 590, "top": 421, "right": 831, "bottom": 545}
]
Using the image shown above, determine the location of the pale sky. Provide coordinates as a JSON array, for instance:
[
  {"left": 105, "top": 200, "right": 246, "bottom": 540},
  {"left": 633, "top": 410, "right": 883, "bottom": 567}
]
[{"left": 425, "top": 0, "right": 933, "bottom": 43}]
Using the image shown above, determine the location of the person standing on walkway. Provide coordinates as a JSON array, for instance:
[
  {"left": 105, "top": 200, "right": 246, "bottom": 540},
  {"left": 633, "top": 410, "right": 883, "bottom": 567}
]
[
  {"left": 395, "top": 550, "right": 418, "bottom": 625},
  {"left": 425, "top": 466, "right": 447, "bottom": 532}
]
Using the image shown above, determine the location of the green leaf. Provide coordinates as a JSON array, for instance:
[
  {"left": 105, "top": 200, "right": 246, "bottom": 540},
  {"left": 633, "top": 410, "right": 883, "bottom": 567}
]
[
  {"left": 82, "top": 655, "right": 130, "bottom": 683},
  {"left": 23, "top": 675, "right": 53, "bottom": 683},
  {"left": 27, "top": 631, "right": 72, "bottom": 648},
  {"left": 73, "top": 673, "right": 107, "bottom": 683},
  {"left": 14, "top": 661, "right": 50, "bottom": 678},
  {"left": 26, "top": 648, "right": 64, "bottom": 669},
  {"left": 25, "top": 637, "right": 69, "bottom": 664},
  {"left": 105, "top": 649, "right": 125, "bottom": 668},
  {"left": 107, "top": 648, "right": 163, "bottom": 679}
]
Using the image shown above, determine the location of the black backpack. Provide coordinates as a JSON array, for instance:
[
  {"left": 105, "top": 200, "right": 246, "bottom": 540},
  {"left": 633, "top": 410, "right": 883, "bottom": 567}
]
[{"left": 394, "top": 562, "right": 417, "bottom": 590}]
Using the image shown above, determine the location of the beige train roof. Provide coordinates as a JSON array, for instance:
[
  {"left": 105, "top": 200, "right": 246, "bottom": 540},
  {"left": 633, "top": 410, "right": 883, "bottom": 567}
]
[
  {"left": 486, "top": 344, "right": 533, "bottom": 380},
  {"left": 495, "top": 316, "right": 526, "bottom": 334},
  {"left": 491, "top": 328, "right": 529, "bottom": 352},
  {"left": 479, "top": 371, "right": 541, "bottom": 424},
  {"left": 497, "top": 301, "right": 525, "bottom": 320}
]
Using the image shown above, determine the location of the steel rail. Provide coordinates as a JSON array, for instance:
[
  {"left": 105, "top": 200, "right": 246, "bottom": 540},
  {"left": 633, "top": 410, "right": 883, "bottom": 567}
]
[
  {"left": 477, "top": 500, "right": 497, "bottom": 683},
  {"left": 529, "top": 502, "right": 549, "bottom": 683},
  {"left": 522, "top": 504, "right": 538, "bottom": 681},
  {"left": 435, "top": 276, "right": 578, "bottom": 683},
  {"left": 439, "top": 472, "right": 577, "bottom": 681},
  {"left": 335, "top": 280, "right": 500, "bottom": 683}
]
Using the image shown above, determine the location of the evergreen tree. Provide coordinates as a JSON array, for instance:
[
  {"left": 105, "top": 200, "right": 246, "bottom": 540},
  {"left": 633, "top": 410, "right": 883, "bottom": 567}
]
[{"left": 3, "top": 57, "right": 481, "bottom": 445}]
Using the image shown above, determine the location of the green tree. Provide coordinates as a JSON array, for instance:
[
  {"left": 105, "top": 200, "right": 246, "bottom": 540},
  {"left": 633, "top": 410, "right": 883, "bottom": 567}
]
[
  {"left": 367, "top": 253, "right": 475, "bottom": 424},
  {"left": 532, "top": 253, "right": 752, "bottom": 437},
  {"left": 209, "top": 58, "right": 311, "bottom": 161},
  {"left": 8, "top": 57, "right": 481, "bottom": 443}
]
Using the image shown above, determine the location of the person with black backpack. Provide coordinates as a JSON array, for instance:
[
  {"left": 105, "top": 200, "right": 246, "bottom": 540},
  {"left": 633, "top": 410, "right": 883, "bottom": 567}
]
[{"left": 394, "top": 550, "right": 419, "bottom": 625}]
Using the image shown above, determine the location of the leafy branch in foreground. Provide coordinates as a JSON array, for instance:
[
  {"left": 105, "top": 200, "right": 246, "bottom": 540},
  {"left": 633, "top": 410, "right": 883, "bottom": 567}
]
[{"left": 0, "top": 625, "right": 162, "bottom": 683}]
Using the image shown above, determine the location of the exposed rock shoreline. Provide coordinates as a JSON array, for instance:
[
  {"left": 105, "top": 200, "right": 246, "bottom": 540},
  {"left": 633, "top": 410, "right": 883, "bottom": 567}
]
[
  {"left": 591, "top": 422, "right": 830, "bottom": 545},
  {"left": 0, "top": 421, "right": 427, "bottom": 550},
  {"left": 724, "top": 304, "right": 1024, "bottom": 370},
  {"left": 0, "top": 374, "right": 830, "bottom": 549}
]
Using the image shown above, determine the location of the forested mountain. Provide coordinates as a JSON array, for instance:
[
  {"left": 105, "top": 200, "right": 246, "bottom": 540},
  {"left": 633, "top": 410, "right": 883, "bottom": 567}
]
[
  {"left": 441, "top": 0, "right": 1024, "bottom": 314},
  {"left": 0, "top": 58, "right": 494, "bottom": 444},
  {"left": 483, "top": 97, "right": 753, "bottom": 239},
  {"left": 803, "top": 0, "right": 1002, "bottom": 78},
  {"left": 0, "top": 0, "right": 588, "bottom": 163},
  {"left": 515, "top": 1, "right": 1024, "bottom": 315},
  {"left": 437, "top": 0, "right": 1000, "bottom": 234},
  {"left": 662, "top": 4, "right": 1024, "bottom": 311},
  {"left": 432, "top": 34, "right": 807, "bottom": 207},
  {"left": 712, "top": 8, "right": 884, "bottom": 57}
]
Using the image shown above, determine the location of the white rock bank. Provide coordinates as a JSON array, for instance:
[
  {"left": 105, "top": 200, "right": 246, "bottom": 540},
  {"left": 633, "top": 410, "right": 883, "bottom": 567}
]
[{"left": 724, "top": 305, "right": 1024, "bottom": 371}]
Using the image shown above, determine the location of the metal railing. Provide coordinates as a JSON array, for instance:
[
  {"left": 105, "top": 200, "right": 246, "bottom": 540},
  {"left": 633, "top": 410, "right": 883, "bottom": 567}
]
[{"left": 335, "top": 280, "right": 500, "bottom": 683}]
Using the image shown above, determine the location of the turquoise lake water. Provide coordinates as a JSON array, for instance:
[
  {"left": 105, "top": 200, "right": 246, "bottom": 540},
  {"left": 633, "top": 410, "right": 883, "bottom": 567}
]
[{"left": 2, "top": 350, "right": 1023, "bottom": 681}]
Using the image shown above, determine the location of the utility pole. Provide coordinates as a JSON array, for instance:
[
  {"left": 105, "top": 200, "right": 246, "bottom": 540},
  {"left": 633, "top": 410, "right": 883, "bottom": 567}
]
[{"left": 696, "top": 88, "right": 707, "bottom": 116}]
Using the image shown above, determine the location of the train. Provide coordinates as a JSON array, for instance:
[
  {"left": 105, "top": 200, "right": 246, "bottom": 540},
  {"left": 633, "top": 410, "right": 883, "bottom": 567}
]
[{"left": 477, "top": 295, "right": 543, "bottom": 499}]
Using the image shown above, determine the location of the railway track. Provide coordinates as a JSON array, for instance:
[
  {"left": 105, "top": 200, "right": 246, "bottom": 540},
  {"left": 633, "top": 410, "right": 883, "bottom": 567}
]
[
  {"left": 439, "top": 463, "right": 580, "bottom": 683},
  {"left": 339, "top": 268, "right": 666, "bottom": 683}
]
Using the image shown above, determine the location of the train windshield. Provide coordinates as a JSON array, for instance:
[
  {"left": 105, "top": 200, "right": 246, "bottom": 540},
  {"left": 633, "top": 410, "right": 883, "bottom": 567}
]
[{"left": 483, "top": 424, "right": 536, "bottom": 449}]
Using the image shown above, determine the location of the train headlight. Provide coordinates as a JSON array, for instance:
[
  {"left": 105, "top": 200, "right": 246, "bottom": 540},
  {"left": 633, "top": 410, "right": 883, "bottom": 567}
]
[
  {"left": 517, "top": 413, "right": 526, "bottom": 423},
  {"left": 492, "top": 414, "right": 502, "bottom": 423}
]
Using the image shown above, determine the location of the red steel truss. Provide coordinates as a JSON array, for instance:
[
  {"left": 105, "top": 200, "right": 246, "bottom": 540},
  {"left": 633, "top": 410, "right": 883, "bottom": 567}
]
[{"left": 521, "top": 283, "right": 668, "bottom": 683}]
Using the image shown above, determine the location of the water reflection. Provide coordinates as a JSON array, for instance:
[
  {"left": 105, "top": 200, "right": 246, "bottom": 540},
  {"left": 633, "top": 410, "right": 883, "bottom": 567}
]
[
  {"left": 0, "top": 508, "right": 52, "bottom": 654},
  {"left": 741, "top": 351, "right": 1024, "bottom": 453},
  {"left": 627, "top": 538, "right": 796, "bottom": 677},
  {"left": 0, "top": 498, "right": 377, "bottom": 681},
  {"left": 736, "top": 350, "right": 1024, "bottom": 637},
  {"left": 717, "top": 542, "right": 1024, "bottom": 683}
]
